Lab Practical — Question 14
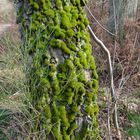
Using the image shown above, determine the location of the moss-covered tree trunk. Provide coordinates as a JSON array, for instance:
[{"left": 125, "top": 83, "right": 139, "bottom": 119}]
[{"left": 15, "top": 0, "right": 100, "bottom": 139}]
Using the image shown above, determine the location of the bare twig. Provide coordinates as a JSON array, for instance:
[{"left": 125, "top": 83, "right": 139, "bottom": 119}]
[
  {"left": 88, "top": 25, "right": 121, "bottom": 139},
  {"left": 88, "top": 25, "right": 116, "bottom": 100},
  {"left": 84, "top": 1, "right": 116, "bottom": 36},
  {"left": 112, "top": 0, "right": 117, "bottom": 69},
  {"left": 111, "top": 2, "right": 122, "bottom": 138}
]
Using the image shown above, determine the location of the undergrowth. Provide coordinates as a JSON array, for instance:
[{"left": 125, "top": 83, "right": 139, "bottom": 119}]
[
  {"left": 126, "top": 112, "right": 140, "bottom": 139},
  {"left": 0, "top": 27, "right": 47, "bottom": 139},
  {"left": 87, "top": 0, "right": 140, "bottom": 139}
]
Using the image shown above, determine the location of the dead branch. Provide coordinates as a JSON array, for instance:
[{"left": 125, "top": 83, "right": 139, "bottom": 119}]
[{"left": 88, "top": 25, "right": 121, "bottom": 139}]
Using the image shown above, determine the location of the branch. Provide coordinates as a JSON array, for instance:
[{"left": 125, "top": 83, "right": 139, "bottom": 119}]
[
  {"left": 88, "top": 25, "right": 116, "bottom": 101},
  {"left": 88, "top": 25, "right": 121, "bottom": 139},
  {"left": 84, "top": 2, "right": 115, "bottom": 36},
  {"left": 112, "top": 0, "right": 117, "bottom": 69}
]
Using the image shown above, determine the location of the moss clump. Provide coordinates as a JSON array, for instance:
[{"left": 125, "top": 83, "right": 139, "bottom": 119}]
[
  {"left": 50, "top": 39, "right": 71, "bottom": 54},
  {"left": 33, "top": 2, "right": 39, "bottom": 9},
  {"left": 44, "top": 9, "right": 55, "bottom": 18},
  {"left": 56, "top": 0, "right": 63, "bottom": 9},
  {"left": 66, "top": 91, "right": 74, "bottom": 104},
  {"left": 59, "top": 106, "right": 70, "bottom": 128},
  {"left": 64, "top": 6, "right": 71, "bottom": 12},
  {"left": 16, "top": 0, "right": 100, "bottom": 139},
  {"left": 55, "top": 27, "right": 66, "bottom": 39},
  {"left": 61, "top": 12, "right": 72, "bottom": 29}
]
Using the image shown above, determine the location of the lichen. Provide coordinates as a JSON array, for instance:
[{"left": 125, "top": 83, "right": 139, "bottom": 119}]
[{"left": 15, "top": 0, "right": 100, "bottom": 139}]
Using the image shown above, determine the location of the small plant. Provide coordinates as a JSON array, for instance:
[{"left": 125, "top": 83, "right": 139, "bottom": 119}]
[{"left": 126, "top": 112, "right": 140, "bottom": 139}]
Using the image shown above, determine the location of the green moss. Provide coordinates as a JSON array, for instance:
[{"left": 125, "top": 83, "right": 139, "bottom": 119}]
[
  {"left": 90, "top": 56, "right": 96, "bottom": 70},
  {"left": 52, "top": 80, "right": 60, "bottom": 94},
  {"left": 33, "top": 2, "right": 39, "bottom": 9},
  {"left": 85, "top": 104, "right": 99, "bottom": 118},
  {"left": 30, "top": 23, "right": 37, "bottom": 30},
  {"left": 82, "top": 32, "right": 91, "bottom": 42},
  {"left": 37, "top": 41, "right": 45, "bottom": 49},
  {"left": 29, "top": 1, "right": 39, "bottom": 10},
  {"left": 61, "top": 12, "right": 71, "bottom": 29},
  {"left": 71, "top": 9, "right": 79, "bottom": 19},
  {"left": 52, "top": 123, "right": 63, "bottom": 140},
  {"left": 44, "top": 9, "right": 55, "bottom": 18},
  {"left": 55, "top": 27, "right": 66, "bottom": 39},
  {"left": 70, "top": 44, "right": 77, "bottom": 51},
  {"left": 50, "top": 64, "right": 57, "bottom": 72},
  {"left": 65, "top": 59, "right": 74, "bottom": 69},
  {"left": 77, "top": 71, "right": 86, "bottom": 83},
  {"left": 61, "top": 42, "right": 71, "bottom": 55},
  {"left": 59, "top": 106, "right": 70, "bottom": 128},
  {"left": 80, "top": 122, "right": 88, "bottom": 139},
  {"left": 66, "top": 29, "right": 74, "bottom": 37},
  {"left": 63, "top": 129, "right": 70, "bottom": 140},
  {"left": 78, "top": 51, "right": 88, "bottom": 68},
  {"left": 40, "top": 0, "right": 45, "bottom": 3},
  {"left": 86, "top": 81, "right": 93, "bottom": 89},
  {"left": 56, "top": 0, "right": 63, "bottom": 9},
  {"left": 40, "top": 78, "right": 50, "bottom": 88},
  {"left": 57, "top": 72, "right": 67, "bottom": 81},
  {"left": 70, "top": 0, "right": 76, "bottom": 5},
  {"left": 44, "top": 104, "right": 52, "bottom": 119},
  {"left": 74, "top": 58, "right": 83, "bottom": 69},
  {"left": 75, "top": 0, "right": 80, "bottom": 6},
  {"left": 50, "top": 39, "right": 71, "bottom": 54},
  {"left": 42, "top": 4, "right": 48, "bottom": 10},
  {"left": 71, "top": 19, "right": 77, "bottom": 27},
  {"left": 78, "top": 22, "right": 85, "bottom": 30},
  {"left": 86, "top": 92, "right": 93, "bottom": 103},
  {"left": 67, "top": 122, "right": 78, "bottom": 135},
  {"left": 93, "top": 79, "right": 99, "bottom": 89},
  {"left": 85, "top": 105, "right": 91, "bottom": 114},
  {"left": 78, "top": 14, "right": 84, "bottom": 22},
  {"left": 71, "top": 104, "right": 79, "bottom": 113},
  {"left": 93, "top": 70, "right": 98, "bottom": 80},
  {"left": 68, "top": 113, "right": 77, "bottom": 122},
  {"left": 66, "top": 91, "right": 74, "bottom": 104},
  {"left": 52, "top": 102, "right": 60, "bottom": 121},
  {"left": 84, "top": 18, "right": 89, "bottom": 26},
  {"left": 64, "top": 6, "right": 71, "bottom": 12}
]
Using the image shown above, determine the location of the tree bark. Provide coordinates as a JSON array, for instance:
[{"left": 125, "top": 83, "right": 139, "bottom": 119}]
[
  {"left": 15, "top": 0, "right": 100, "bottom": 139},
  {"left": 108, "top": 0, "right": 138, "bottom": 43}
]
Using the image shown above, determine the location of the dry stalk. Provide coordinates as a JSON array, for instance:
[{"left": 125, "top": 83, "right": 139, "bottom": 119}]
[{"left": 112, "top": 0, "right": 117, "bottom": 69}]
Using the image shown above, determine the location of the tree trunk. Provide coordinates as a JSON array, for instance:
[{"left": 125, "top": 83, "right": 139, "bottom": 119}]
[
  {"left": 124, "top": 0, "right": 138, "bottom": 21},
  {"left": 108, "top": 0, "right": 138, "bottom": 43},
  {"left": 15, "top": 0, "right": 100, "bottom": 139}
]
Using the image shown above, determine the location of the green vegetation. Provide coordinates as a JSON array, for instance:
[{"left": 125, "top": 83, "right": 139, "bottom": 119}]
[
  {"left": 0, "top": 31, "right": 25, "bottom": 139},
  {"left": 1, "top": 0, "right": 139, "bottom": 139},
  {"left": 15, "top": 0, "right": 100, "bottom": 139},
  {"left": 126, "top": 113, "right": 140, "bottom": 139}
]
